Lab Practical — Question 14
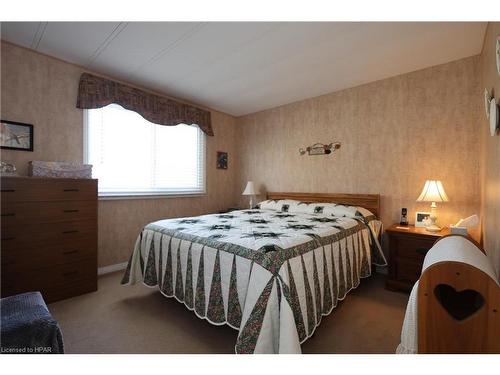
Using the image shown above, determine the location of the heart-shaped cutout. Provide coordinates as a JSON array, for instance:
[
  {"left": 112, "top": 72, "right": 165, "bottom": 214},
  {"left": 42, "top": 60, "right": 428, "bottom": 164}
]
[{"left": 433, "top": 284, "right": 485, "bottom": 321}]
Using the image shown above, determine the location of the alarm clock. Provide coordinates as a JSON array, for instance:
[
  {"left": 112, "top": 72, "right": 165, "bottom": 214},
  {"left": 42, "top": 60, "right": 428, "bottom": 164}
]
[{"left": 400, "top": 208, "right": 408, "bottom": 226}]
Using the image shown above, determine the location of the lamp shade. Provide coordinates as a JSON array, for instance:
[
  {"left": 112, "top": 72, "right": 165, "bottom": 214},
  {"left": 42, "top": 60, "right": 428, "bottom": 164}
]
[
  {"left": 416, "top": 180, "right": 449, "bottom": 203},
  {"left": 242, "top": 181, "right": 258, "bottom": 196}
]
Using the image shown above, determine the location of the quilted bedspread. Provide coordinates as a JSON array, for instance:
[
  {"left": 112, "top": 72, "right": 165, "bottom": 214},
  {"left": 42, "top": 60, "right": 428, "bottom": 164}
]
[{"left": 122, "top": 200, "right": 386, "bottom": 353}]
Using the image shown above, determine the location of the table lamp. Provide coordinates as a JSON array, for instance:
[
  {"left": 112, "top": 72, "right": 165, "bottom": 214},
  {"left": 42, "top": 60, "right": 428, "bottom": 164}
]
[
  {"left": 242, "top": 181, "right": 259, "bottom": 209},
  {"left": 416, "top": 180, "right": 449, "bottom": 232}
]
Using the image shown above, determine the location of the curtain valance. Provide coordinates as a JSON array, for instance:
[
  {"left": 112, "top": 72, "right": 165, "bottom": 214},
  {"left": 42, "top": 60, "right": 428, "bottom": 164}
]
[{"left": 76, "top": 73, "right": 213, "bottom": 136}]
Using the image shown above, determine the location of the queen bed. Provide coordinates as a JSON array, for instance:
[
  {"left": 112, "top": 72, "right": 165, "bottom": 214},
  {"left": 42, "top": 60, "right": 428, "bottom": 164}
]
[{"left": 121, "top": 192, "right": 386, "bottom": 353}]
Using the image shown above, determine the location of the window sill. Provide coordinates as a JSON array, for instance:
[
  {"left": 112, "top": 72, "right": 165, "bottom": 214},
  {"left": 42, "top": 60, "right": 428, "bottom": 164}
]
[{"left": 98, "top": 192, "right": 207, "bottom": 201}]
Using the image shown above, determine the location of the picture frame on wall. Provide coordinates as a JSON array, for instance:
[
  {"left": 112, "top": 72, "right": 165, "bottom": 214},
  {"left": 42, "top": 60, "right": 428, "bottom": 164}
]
[
  {"left": 216, "top": 151, "right": 228, "bottom": 169},
  {"left": 0, "top": 120, "right": 34, "bottom": 151},
  {"left": 415, "top": 211, "right": 431, "bottom": 228}
]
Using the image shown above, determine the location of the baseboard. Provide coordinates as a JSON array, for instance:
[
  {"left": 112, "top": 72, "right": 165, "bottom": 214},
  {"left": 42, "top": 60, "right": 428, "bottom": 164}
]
[{"left": 98, "top": 261, "right": 128, "bottom": 276}]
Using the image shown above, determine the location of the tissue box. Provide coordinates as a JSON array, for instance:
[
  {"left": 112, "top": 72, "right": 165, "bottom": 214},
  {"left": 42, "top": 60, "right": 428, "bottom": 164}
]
[
  {"left": 29, "top": 161, "right": 92, "bottom": 179},
  {"left": 450, "top": 225, "right": 468, "bottom": 236}
]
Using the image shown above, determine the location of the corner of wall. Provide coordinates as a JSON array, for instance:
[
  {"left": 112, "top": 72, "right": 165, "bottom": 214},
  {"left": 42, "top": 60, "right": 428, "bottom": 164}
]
[{"left": 478, "top": 22, "right": 500, "bottom": 277}]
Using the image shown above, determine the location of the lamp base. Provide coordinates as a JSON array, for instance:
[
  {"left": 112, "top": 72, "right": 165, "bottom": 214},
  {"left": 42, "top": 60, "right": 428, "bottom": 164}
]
[
  {"left": 248, "top": 195, "right": 255, "bottom": 209},
  {"left": 425, "top": 224, "right": 442, "bottom": 232},
  {"left": 424, "top": 202, "right": 442, "bottom": 232}
]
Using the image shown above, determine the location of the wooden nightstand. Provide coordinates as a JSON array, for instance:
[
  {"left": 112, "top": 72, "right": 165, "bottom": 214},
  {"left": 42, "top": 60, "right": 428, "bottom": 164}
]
[{"left": 385, "top": 224, "right": 450, "bottom": 292}]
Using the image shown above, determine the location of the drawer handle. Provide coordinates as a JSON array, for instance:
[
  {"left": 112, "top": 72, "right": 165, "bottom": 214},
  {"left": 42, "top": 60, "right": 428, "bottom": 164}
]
[
  {"left": 416, "top": 247, "right": 428, "bottom": 255},
  {"left": 62, "top": 230, "right": 79, "bottom": 234},
  {"left": 63, "top": 209, "right": 79, "bottom": 213},
  {"left": 1, "top": 189, "right": 15, "bottom": 192},
  {"left": 62, "top": 250, "right": 78, "bottom": 255},
  {"left": 1, "top": 213, "right": 15, "bottom": 217},
  {"left": 1, "top": 237, "right": 15, "bottom": 241},
  {"left": 62, "top": 271, "right": 79, "bottom": 277},
  {"left": 63, "top": 188, "right": 80, "bottom": 192}
]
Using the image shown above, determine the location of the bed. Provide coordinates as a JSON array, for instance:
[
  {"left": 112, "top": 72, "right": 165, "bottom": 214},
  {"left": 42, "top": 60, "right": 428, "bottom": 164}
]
[{"left": 121, "top": 192, "right": 387, "bottom": 353}]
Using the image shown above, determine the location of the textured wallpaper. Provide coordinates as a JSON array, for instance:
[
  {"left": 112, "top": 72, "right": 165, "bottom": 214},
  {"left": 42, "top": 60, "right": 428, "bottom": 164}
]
[
  {"left": 235, "top": 56, "right": 482, "bottom": 248},
  {"left": 1, "top": 36, "right": 493, "bottom": 270},
  {"left": 480, "top": 22, "right": 500, "bottom": 275},
  {"left": 0, "top": 42, "right": 238, "bottom": 267}
]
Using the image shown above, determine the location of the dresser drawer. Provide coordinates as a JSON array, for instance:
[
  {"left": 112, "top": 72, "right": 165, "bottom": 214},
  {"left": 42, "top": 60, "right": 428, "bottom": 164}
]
[
  {"left": 1, "top": 177, "right": 97, "bottom": 203},
  {"left": 394, "top": 235, "right": 435, "bottom": 261},
  {"left": 2, "top": 237, "right": 96, "bottom": 271},
  {"left": 1, "top": 201, "right": 96, "bottom": 226},
  {"left": 1, "top": 219, "right": 96, "bottom": 251},
  {"left": 2, "top": 277, "right": 97, "bottom": 304},
  {"left": 1, "top": 258, "right": 97, "bottom": 293}
]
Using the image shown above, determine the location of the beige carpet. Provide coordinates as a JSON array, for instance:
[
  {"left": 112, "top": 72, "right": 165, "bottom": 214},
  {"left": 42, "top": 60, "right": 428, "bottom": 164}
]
[{"left": 48, "top": 271, "right": 409, "bottom": 354}]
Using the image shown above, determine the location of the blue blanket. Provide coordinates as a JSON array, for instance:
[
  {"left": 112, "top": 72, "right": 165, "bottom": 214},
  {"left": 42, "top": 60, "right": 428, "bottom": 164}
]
[{"left": 1, "top": 292, "right": 64, "bottom": 354}]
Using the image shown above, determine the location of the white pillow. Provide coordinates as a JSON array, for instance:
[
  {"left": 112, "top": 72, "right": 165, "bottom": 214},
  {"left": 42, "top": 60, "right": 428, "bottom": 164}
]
[
  {"left": 327, "top": 204, "right": 358, "bottom": 218},
  {"left": 289, "top": 202, "right": 319, "bottom": 214},
  {"left": 354, "top": 206, "right": 375, "bottom": 218},
  {"left": 282, "top": 201, "right": 357, "bottom": 217},
  {"left": 293, "top": 202, "right": 371, "bottom": 218},
  {"left": 257, "top": 199, "right": 300, "bottom": 212},
  {"left": 256, "top": 199, "right": 375, "bottom": 219},
  {"left": 256, "top": 199, "right": 278, "bottom": 211},
  {"left": 258, "top": 200, "right": 331, "bottom": 214}
]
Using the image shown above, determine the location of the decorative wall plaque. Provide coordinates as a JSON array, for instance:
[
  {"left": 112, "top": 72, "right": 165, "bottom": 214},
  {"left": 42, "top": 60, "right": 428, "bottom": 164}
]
[{"left": 299, "top": 142, "right": 341, "bottom": 156}]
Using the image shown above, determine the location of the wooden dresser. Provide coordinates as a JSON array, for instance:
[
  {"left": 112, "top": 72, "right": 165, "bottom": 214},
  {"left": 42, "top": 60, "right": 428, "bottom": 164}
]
[
  {"left": 385, "top": 224, "right": 450, "bottom": 292},
  {"left": 1, "top": 176, "right": 98, "bottom": 302}
]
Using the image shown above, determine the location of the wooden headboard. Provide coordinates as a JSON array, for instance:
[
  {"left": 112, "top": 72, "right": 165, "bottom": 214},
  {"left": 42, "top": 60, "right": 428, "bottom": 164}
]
[{"left": 266, "top": 192, "right": 381, "bottom": 218}]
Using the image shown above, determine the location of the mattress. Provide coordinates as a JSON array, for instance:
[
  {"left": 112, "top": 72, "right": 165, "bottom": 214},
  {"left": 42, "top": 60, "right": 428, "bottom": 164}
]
[{"left": 122, "top": 200, "right": 386, "bottom": 353}]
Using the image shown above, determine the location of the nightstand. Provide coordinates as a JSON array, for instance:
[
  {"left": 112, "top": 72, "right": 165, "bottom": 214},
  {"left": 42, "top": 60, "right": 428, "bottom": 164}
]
[{"left": 385, "top": 224, "right": 450, "bottom": 292}]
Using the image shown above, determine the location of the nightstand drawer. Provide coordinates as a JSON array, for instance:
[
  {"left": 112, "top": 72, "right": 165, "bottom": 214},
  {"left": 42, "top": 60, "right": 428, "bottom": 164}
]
[
  {"left": 396, "top": 258, "right": 422, "bottom": 284},
  {"left": 396, "top": 236, "right": 435, "bottom": 261},
  {"left": 386, "top": 224, "right": 450, "bottom": 292}
]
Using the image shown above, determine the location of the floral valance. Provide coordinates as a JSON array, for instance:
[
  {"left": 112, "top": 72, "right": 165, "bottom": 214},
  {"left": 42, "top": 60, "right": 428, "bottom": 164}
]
[{"left": 76, "top": 73, "right": 213, "bottom": 136}]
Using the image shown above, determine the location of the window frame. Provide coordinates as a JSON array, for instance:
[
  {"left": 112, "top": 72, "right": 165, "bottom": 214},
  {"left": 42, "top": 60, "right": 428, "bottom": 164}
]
[{"left": 83, "top": 108, "right": 207, "bottom": 199}]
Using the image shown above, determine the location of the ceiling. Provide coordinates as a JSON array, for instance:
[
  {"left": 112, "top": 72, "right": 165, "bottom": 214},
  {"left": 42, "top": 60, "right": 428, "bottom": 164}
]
[{"left": 0, "top": 22, "right": 487, "bottom": 116}]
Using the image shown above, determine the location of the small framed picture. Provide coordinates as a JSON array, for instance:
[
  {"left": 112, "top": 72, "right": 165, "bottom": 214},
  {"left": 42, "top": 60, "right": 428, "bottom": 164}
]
[
  {"left": 415, "top": 211, "right": 431, "bottom": 227},
  {"left": 216, "top": 151, "right": 228, "bottom": 169},
  {"left": 0, "top": 120, "right": 34, "bottom": 151}
]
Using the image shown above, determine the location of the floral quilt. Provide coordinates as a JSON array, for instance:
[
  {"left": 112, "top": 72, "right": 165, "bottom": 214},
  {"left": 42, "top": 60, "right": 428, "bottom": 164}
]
[{"left": 121, "top": 199, "right": 386, "bottom": 353}]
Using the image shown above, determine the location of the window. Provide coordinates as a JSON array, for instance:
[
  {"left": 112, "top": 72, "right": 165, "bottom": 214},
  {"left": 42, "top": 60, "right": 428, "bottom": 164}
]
[{"left": 84, "top": 104, "right": 205, "bottom": 197}]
